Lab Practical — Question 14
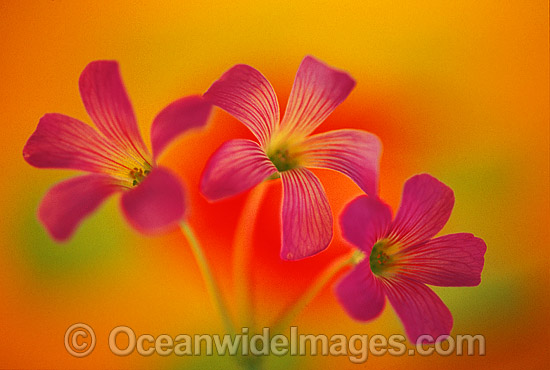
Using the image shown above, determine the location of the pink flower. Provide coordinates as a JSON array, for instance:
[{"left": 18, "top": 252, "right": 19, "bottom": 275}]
[
  {"left": 335, "top": 174, "right": 486, "bottom": 343},
  {"left": 201, "top": 56, "right": 382, "bottom": 260},
  {"left": 23, "top": 61, "right": 212, "bottom": 241}
]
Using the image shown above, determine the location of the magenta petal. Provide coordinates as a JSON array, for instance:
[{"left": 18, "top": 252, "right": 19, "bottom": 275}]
[
  {"left": 79, "top": 60, "right": 150, "bottom": 160},
  {"left": 151, "top": 95, "right": 212, "bottom": 160},
  {"left": 389, "top": 174, "right": 455, "bottom": 247},
  {"left": 335, "top": 261, "right": 386, "bottom": 321},
  {"left": 280, "top": 168, "right": 333, "bottom": 260},
  {"left": 383, "top": 277, "right": 453, "bottom": 344},
  {"left": 38, "top": 174, "right": 121, "bottom": 241},
  {"left": 304, "top": 129, "right": 382, "bottom": 196},
  {"left": 340, "top": 195, "right": 392, "bottom": 252},
  {"left": 280, "top": 56, "right": 356, "bottom": 136},
  {"left": 203, "top": 64, "right": 279, "bottom": 146},
  {"left": 120, "top": 167, "right": 185, "bottom": 233},
  {"left": 23, "top": 113, "right": 131, "bottom": 173},
  {"left": 200, "top": 139, "right": 277, "bottom": 201},
  {"left": 398, "top": 233, "right": 487, "bottom": 287}
]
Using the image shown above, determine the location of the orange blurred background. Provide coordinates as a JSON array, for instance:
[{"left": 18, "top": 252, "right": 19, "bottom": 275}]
[{"left": 0, "top": 1, "right": 548, "bottom": 369}]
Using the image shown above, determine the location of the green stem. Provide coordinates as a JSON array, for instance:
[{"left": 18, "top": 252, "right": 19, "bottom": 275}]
[
  {"left": 271, "top": 251, "right": 357, "bottom": 334},
  {"left": 180, "top": 222, "right": 235, "bottom": 336},
  {"left": 232, "top": 182, "right": 268, "bottom": 328}
]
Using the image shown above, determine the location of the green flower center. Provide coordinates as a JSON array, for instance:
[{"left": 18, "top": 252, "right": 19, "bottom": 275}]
[
  {"left": 267, "top": 146, "right": 300, "bottom": 172},
  {"left": 369, "top": 240, "right": 394, "bottom": 276},
  {"left": 265, "top": 129, "right": 307, "bottom": 174},
  {"left": 129, "top": 167, "right": 150, "bottom": 186}
]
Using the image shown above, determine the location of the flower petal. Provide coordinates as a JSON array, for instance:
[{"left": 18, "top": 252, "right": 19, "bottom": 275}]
[
  {"left": 79, "top": 60, "right": 150, "bottom": 161},
  {"left": 120, "top": 167, "right": 186, "bottom": 233},
  {"left": 280, "top": 56, "right": 355, "bottom": 136},
  {"left": 340, "top": 195, "right": 392, "bottom": 252},
  {"left": 396, "top": 233, "right": 487, "bottom": 287},
  {"left": 389, "top": 174, "right": 455, "bottom": 247},
  {"left": 151, "top": 95, "right": 212, "bottom": 160},
  {"left": 200, "top": 139, "right": 277, "bottom": 201},
  {"left": 335, "top": 261, "right": 386, "bottom": 321},
  {"left": 303, "top": 129, "right": 382, "bottom": 196},
  {"left": 38, "top": 174, "right": 121, "bottom": 241},
  {"left": 280, "top": 168, "right": 333, "bottom": 260},
  {"left": 383, "top": 277, "right": 453, "bottom": 344},
  {"left": 23, "top": 113, "right": 138, "bottom": 174},
  {"left": 203, "top": 64, "right": 279, "bottom": 146}
]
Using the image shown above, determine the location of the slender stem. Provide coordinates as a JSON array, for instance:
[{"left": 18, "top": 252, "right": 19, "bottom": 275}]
[
  {"left": 180, "top": 222, "right": 235, "bottom": 336},
  {"left": 232, "top": 182, "right": 268, "bottom": 328},
  {"left": 271, "top": 252, "right": 357, "bottom": 334}
]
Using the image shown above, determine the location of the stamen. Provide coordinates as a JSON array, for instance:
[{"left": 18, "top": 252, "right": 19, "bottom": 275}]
[{"left": 129, "top": 167, "right": 150, "bottom": 186}]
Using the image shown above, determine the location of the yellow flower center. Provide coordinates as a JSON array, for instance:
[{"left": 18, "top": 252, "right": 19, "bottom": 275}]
[{"left": 129, "top": 167, "right": 151, "bottom": 186}]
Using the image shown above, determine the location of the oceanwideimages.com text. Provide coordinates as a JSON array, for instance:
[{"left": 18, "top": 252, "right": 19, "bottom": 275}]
[{"left": 65, "top": 323, "right": 485, "bottom": 362}]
